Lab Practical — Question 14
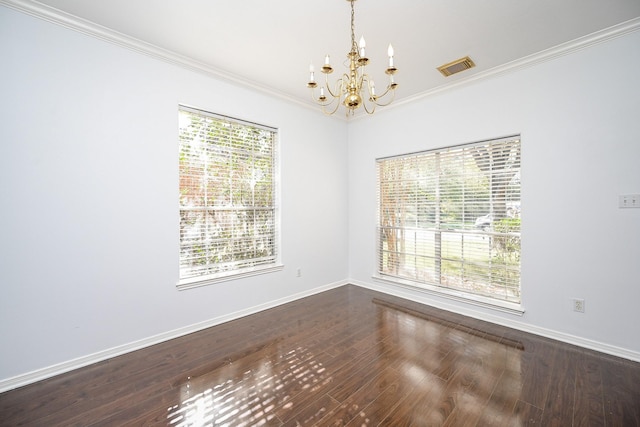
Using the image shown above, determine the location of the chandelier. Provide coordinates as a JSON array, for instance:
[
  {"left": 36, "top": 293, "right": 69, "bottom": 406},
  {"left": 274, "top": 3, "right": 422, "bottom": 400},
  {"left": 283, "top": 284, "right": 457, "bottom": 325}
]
[{"left": 306, "top": 0, "right": 398, "bottom": 116}]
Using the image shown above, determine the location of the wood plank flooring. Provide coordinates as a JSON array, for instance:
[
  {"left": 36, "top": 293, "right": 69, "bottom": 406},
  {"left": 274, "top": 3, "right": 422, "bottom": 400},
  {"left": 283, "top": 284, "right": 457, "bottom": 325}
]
[{"left": 1, "top": 285, "right": 639, "bottom": 426}]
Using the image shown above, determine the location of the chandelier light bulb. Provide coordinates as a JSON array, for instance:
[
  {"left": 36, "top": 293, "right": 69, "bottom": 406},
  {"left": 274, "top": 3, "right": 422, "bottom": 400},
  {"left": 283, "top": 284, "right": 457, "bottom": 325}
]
[
  {"left": 309, "top": 64, "right": 315, "bottom": 83},
  {"left": 359, "top": 36, "right": 366, "bottom": 57}
]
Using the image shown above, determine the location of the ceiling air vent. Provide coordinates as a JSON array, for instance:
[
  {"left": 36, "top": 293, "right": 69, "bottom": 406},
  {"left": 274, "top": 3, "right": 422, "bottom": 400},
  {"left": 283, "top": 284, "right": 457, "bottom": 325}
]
[{"left": 437, "top": 56, "right": 475, "bottom": 77}]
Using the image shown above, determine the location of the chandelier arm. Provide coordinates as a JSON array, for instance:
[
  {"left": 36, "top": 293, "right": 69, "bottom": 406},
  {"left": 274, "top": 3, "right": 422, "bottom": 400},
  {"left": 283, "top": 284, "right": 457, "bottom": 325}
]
[
  {"left": 309, "top": 86, "right": 335, "bottom": 107},
  {"left": 361, "top": 72, "right": 379, "bottom": 103},
  {"left": 322, "top": 98, "right": 343, "bottom": 116},
  {"left": 359, "top": 72, "right": 367, "bottom": 89},
  {"left": 376, "top": 89, "right": 396, "bottom": 107},
  {"left": 309, "top": 88, "right": 320, "bottom": 103},
  {"left": 316, "top": 95, "right": 338, "bottom": 108},
  {"left": 361, "top": 96, "right": 377, "bottom": 115},
  {"left": 360, "top": 75, "right": 375, "bottom": 114},
  {"left": 371, "top": 87, "right": 397, "bottom": 107},
  {"left": 324, "top": 74, "right": 347, "bottom": 99}
]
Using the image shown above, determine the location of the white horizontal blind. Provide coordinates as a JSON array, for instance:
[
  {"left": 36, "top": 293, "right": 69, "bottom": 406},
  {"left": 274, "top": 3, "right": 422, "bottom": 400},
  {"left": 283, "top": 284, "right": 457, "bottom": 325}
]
[
  {"left": 179, "top": 107, "right": 278, "bottom": 284},
  {"left": 377, "top": 136, "right": 521, "bottom": 303}
]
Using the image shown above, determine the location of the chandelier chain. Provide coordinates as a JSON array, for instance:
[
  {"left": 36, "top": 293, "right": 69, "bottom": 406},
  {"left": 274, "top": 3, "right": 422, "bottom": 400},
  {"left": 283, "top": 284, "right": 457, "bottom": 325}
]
[{"left": 350, "top": 0, "right": 357, "bottom": 54}]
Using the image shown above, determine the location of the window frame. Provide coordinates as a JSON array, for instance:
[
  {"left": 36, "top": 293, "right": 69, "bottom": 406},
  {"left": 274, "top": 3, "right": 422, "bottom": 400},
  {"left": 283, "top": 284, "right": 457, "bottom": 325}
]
[
  {"left": 177, "top": 106, "right": 282, "bottom": 290},
  {"left": 374, "top": 135, "right": 523, "bottom": 314}
]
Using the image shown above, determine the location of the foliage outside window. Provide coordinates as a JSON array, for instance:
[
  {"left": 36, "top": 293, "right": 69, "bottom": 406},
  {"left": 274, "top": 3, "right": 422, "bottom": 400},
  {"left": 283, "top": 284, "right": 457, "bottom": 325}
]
[
  {"left": 376, "top": 136, "right": 521, "bottom": 305},
  {"left": 178, "top": 107, "right": 280, "bottom": 288}
]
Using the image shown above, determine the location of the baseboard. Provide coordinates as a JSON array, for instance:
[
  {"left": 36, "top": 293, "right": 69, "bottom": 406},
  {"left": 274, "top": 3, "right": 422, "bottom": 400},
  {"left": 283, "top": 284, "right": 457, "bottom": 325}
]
[
  {"left": 4, "top": 277, "right": 635, "bottom": 393},
  {"left": 0, "top": 279, "right": 348, "bottom": 393},
  {"left": 350, "top": 279, "right": 640, "bottom": 363}
]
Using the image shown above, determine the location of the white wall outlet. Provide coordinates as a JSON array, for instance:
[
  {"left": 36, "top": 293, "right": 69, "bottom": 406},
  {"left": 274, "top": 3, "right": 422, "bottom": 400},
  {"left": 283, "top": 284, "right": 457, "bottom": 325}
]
[
  {"left": 296, "top": 268, "right": 302, "bottom": 277},
  {"left": 573, "top": 298, "right": 585, "bottom": 313},
  {"left": 619, "top": 194, "right": 640, "bottom": 208}
]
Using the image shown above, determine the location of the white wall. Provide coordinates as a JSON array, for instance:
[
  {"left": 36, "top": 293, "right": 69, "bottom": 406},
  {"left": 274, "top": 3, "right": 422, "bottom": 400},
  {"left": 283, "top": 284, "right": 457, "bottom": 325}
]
[
  {"left": 1, "top": 4, "right": 639, "bottom": 389},
  {"left": 0, "top": 6, "right": 348, "bottom": 383},
  {"left": 348, "top": 30, "right": 640, "bottom": 356}
]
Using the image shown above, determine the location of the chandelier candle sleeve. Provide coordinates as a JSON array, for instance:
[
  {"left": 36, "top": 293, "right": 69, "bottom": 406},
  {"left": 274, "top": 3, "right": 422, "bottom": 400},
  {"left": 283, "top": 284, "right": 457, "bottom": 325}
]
[
  {"left": 322, "top": 55, "right": 333, "bottom": 73},
  {"left": 307, "top": 63, "right": 317, "bottom": 88}
]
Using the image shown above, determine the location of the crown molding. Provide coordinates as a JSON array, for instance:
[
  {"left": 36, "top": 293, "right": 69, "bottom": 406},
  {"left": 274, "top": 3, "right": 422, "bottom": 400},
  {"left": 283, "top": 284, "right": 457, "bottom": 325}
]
[
  {"left": 349, "top": 16, "right": 640, "bottom": 121},
  {"left": 2, "top": 0, "right": 638, "bottom": 121},
  {"left": 340, "top": 17, "right": 640, "bottom": 121},
  {"left": 0, "top": 0, "right": 318, "bottom": 113},
  {"left": 389, "top": 16, "right": 640, "bottom": 111}
]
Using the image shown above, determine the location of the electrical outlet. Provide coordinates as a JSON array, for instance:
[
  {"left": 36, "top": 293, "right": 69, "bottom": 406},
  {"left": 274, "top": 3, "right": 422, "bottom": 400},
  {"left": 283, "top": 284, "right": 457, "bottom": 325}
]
[
  {"left": 296, "top": 268, "right": 302, "bottom": 277},
  {"left": 573, "top": 298, "right": 585, "bottom": 313},
  {"left": 619, "top": 194, "right": 640, "bottom": 208}
]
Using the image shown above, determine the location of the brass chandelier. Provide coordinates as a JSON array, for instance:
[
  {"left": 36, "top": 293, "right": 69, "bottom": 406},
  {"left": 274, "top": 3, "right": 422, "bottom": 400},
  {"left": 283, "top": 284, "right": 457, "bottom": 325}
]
[{"left": 306, "top": 0, "right": 398, "bottom": 116}]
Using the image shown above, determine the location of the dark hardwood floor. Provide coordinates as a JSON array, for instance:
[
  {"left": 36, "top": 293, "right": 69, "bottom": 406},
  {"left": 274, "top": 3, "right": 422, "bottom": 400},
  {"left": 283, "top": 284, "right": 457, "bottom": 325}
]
[{"left": 1, "top": 285, "right": 639, "bottom": 426}]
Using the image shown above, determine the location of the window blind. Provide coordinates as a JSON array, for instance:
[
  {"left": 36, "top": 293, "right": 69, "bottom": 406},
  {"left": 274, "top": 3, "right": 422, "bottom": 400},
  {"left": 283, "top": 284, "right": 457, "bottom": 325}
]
[
  {"left": 377, "top": 136, "right": 521, "bottom": 304},
  {"left": 178, "top": 107, "right": 279, "bottom": 285}
]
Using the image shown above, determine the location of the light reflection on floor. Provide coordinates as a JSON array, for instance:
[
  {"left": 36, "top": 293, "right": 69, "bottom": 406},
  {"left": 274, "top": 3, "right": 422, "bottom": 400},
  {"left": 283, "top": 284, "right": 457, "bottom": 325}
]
[
  {"left": 166, "top": 345, "right": 326, "bottom": 426},
  {"left": 165, "top": 299, "right": 526, "bottom": 426},
  {"left": 377, "top": 302, "right": 525, "bottom": 425}
]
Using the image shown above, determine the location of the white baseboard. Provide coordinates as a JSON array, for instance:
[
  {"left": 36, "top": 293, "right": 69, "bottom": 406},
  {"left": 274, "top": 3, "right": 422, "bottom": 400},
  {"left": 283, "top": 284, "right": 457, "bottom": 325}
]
[
  {"left": 351, "top": 279, "right": 640, "bottom": 363},
  {"left": 0, "top": 280, "right": 348, "bottom": 393},
  {"left": 4, "top": 277, "right": 636, "bottom": 393}
]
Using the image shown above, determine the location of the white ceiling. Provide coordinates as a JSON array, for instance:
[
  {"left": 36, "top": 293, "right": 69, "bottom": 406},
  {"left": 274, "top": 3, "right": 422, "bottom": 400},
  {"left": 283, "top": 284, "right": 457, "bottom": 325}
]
[{"left": 9, "top": 0, "right": 640, "bottom": 113}]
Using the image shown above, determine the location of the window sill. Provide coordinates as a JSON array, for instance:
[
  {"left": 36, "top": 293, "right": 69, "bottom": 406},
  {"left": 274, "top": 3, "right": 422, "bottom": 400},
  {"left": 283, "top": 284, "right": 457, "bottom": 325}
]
[
  {"left": 372, "top": 274, "right": 524, "bottom": 316},
  {"left": 178, "top": 264, "right": 284, "bottom": 291}
]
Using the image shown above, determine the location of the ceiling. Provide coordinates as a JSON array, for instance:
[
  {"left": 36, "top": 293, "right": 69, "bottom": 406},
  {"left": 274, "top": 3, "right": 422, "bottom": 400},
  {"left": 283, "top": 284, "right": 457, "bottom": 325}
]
[{"left": 9, "top": 0, "right": 640, "bottom": 115}]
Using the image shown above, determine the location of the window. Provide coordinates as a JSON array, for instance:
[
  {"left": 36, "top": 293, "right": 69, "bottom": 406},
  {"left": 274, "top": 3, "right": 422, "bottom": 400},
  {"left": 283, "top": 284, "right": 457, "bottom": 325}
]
[
  {"left": 376, "top": 136, "right": 521, "bottom": 308},
  {"left": 178, "top": 106, "right": 281, "bottom": 289}
]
